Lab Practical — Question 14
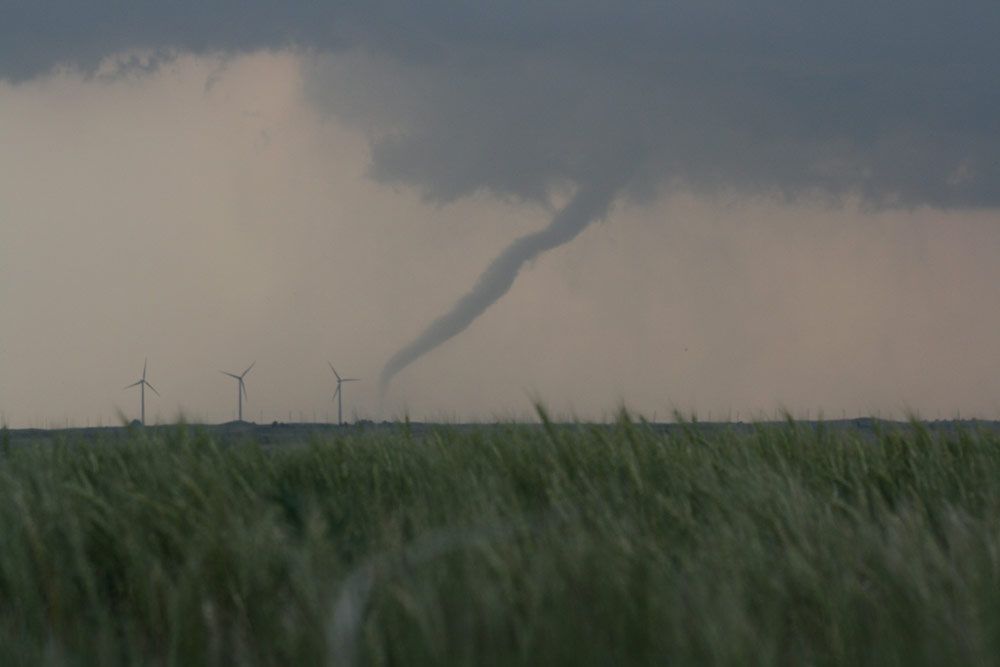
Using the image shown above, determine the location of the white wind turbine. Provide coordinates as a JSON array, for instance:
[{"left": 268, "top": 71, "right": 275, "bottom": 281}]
[
  {"left": 329, "top": 362, "right": 359, "bottom": 426},
  {"left": 220, "top": 362, "right": 254, "bottom": 422},
  {"left": 124, "top": 358, "right": 159, "bottom": 425}
]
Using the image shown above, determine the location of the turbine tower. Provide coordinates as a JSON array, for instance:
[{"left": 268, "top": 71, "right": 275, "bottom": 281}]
[
  {"left": 329, "top": 362, "right": 359, "bottom": 426},
  {"left": 221, "top": 362, "right": 254, "bottom": 422},
  {"left": 124, "top": 358, "right": 159, "bottom": 425}
]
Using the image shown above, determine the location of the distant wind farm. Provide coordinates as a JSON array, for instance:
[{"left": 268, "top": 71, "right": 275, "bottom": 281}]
[{"left": 108, "top": 359, "right": 367, "bottom": 427}]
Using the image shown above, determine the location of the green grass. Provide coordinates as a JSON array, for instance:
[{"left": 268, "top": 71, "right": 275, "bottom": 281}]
[{"left": 2, "top": 413, "right": 1000, "bottom": 665}]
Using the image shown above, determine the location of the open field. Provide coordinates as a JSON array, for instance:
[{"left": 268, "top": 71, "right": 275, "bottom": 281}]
[{"left": 3, "top": 414, "right": 1000, "bottom": 665}]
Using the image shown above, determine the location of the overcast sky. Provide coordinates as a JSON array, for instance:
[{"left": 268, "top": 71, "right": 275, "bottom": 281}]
[{"left": 2, "top": 3, "right": 999, "bottom": 426}]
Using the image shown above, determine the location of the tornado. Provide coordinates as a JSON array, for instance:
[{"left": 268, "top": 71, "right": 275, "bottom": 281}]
[{"left": 379, "top": 179, "right": 622, "bottom": 394}]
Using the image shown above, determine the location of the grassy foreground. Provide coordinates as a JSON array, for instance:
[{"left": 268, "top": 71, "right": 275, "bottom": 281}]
[{"left": 2, "top": 415, "right": 1000, "bottom": 665}]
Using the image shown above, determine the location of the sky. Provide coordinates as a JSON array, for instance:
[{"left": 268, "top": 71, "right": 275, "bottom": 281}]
[{"left": 1, "top": 3, "right": 999, "bottom": 426}]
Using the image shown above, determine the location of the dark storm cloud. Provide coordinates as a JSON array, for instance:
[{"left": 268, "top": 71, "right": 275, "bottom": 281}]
[
  {"left": 5, "top": 2, "right": 999, "bottom": 207},
  {"left": 310, "top": 4, "right": 1000, "bottom": 208}
]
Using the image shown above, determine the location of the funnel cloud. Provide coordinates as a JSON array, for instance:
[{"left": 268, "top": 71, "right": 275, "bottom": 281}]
[{"left": 380, "top": 178, "right": 623, "bottom": 392}]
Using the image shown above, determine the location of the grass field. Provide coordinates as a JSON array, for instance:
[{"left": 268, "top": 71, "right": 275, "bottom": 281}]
[{"left": 2, "top": 412, "right": 1000, "bottom": 665}]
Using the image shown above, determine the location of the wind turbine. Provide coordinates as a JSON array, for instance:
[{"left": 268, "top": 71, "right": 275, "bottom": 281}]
[
  {"left": 220, "top": 362, "right": 254, "bottom": 422},
  {"left": 124, "top": 358, "right": 159, "bottom": 425},
  {"left": 329, "top": 362, "right": 359, "bottom": 426}
]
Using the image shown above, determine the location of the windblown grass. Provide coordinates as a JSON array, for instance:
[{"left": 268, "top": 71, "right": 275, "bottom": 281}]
[{"left": 2, "top": 414, "right": 1000, "bottom": 665}]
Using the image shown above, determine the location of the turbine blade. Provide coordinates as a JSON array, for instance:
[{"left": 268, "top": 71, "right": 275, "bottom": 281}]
[
  {"left": 221, "top": 371, "right": 240, "bottom": 379},
  {"left": 124, "top": 380, "right": 142, "bottom": 390},
  {"left": 332, "top": 386, "right": 340, "bottom": 400},
  {"left": 329, "top": 362, "right": 341, "bottom": 381},
  {"left": 242, "top": 361, "right": 255, "bottom": 377},
  {"left": 343, "top": 378, "right": 360, "bottom": 382},
  {"left": 241, "top": 380, "right": 248, "bottom": 400},
  {"left": 145, "top": 381, "right": 160, "bottom": 397},
  {"left": 142, "top": 358, "right": 147, "bottom": 380}
]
